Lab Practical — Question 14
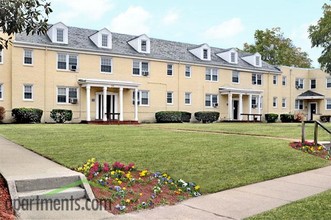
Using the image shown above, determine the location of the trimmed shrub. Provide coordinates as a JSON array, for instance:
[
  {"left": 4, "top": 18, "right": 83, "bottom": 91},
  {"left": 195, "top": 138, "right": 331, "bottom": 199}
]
[
  {"left": 12, "top": 108, "right": 43, "bottom": 123},
  {"left": 50, "top": 109, "right": 73, "bottom": 123},
  {"left": 194, "top": 111, "right": 220, "bottom": 123},
  {"left": 320, "top": 115, "right": 331, "bottom": 123},
  {"left": 265, "top": 113, "right": 278, "bottom": 123},
  {"left": 0, "top": 106, "right": 5, "bottom": 122},
  {"left": 280, "top": 114, "right": 294, "bottom": 123},
  {"left": 155, "top": 111, "right": 191, "bottom": 123},
  {"left": 294, "top": 111, "right": 305, "bottom": 122}
]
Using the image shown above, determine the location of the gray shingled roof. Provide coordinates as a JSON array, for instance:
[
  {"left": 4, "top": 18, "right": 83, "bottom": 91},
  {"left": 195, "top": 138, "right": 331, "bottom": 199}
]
[
  {"left": 298, "top": 90, "right": 324, "bottom": 97},
  {"left": 15, "top": 25, "right": 280, "bottom": 73}
]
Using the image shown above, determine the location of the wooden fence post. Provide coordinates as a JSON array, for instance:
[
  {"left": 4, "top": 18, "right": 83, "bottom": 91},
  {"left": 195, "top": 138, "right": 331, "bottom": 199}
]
[
  {"left": 301, "top": 121, "right": 305, "bottom": 143},
  {"left": 314, "top": 121, "right": 318, "bottom": 146}
]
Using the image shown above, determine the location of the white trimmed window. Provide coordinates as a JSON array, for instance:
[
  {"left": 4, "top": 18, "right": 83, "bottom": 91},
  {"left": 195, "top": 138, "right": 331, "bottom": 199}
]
[
  {"left": 132, "top": 90, "right": 149, "bottom": 106},
  {"left": 23, "top": 84, "right": 33, "bottom": 100},
  {"left": 167, "top": 92, "right": 173, "bottom": 104},
  {"left": 0, "top": 84, "right": 3, "bottom": 100},
  {"left": 252, "top": 73, "right": 262, "bottom": 85},
  {"left": 167, "top": 64, "right": 173, "bottom": 76},
  {"left": 203, "top": 49, "right": 208, "bottom": 59},
  {"left": 230, "top": 52, "right": 236, "bottom": 63},
  {"left": 327, "top": 78, "right": 331, "bottom": 88},
  {"left": 273, "top": 75, "right": 278, "bottom": 85},
  {"left": 57, "top": 53, "right": 78, "bottom": 71},
  {"left": 133, "top": 60, "right": 149, "bottom": 76},
  {"left": 57, "top": 87, "right": 78, "bottom": 104},
  {"left": 205, "top": 94, "right": 218, "bottom": 107},
  {"left": 141, "top": 40, "right": 147, "bottom": 52},
  {"left": 232, "top": 71, "right": 239, "bottom": 83},
  {"left": 295, "top": 99, "right": 304, "bottom": 110},
  {"left": 282, "top": 76, "right": 286, "bottom": 86},
  {"left": 101, "top": 57, "right": 112, "bottom": 73},
  {"left": 101, "top": 34, "right": 108, "bottom": 47},
  {"left": 56, "top": 28, "right": 64, "bottom": 42},
  {"left": 185, "top": 65, "right": 191, "bottom": 78},
  {"left": 273, "top": 97, "right": 278, "bottom": 108},
  {"left": 251, "top": 96, "right": 257, "bottom": 108},
  {"left": 205, "top": 68, "right": 218, "bottom": 82},
  {"left": 24, "top": 49, "right": 33, "bottom": 65},
  {"left": 326, "top": 99, "right": 331, "bottom": 110},
  {"left": 310, "top": 79, "right": 316, "bottom": 89},
  {"left": 0, "top": 49, "right": 3, "bottom": 64},
  {"left": 185, "top": 92, "right": 191, "bottom": 105},
  {"left": 282, "top": 98, "right": 286, "bottom": 108},
  {"left": 255, "top": 55, "right": 261, "bottom": 66},
  {"left": 295, "top": 78, "right": 304, "bottom": 89}
]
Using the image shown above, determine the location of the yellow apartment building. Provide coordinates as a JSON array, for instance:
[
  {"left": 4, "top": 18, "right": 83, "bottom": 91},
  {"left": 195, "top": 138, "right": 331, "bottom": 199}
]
[{"left": 0, "top": 22, "right": 331, "bottom": 123}]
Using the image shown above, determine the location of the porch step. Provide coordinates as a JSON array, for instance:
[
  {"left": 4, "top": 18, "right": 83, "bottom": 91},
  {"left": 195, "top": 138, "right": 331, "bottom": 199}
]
[{"left": 17, "top": 187, "right": 85, "bottom": 204}]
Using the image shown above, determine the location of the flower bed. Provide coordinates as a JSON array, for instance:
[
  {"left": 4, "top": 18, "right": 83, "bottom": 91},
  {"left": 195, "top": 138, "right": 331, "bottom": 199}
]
[
  {"left": 76, "top": 159, "right": 201, "bottom": 214},
  {"left": 0, "top": 175, "right": 15, "bottom": 220},
  {"left": 290, "top": 141, "right": 331, "bottom": 160}
]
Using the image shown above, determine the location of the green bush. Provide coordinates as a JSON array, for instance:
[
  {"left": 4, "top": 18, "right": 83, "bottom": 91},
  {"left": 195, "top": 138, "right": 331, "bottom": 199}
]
[
  {"left": 265, "top": 113, "right": 278, "bottom": 123},
  {"left": 50, "top": 109, "right": 73, "bottom": 123},
  {"left": 194, "top": 111, "right": 220, "bottom": 123},
  {"left": 12, "top": 108, "right": 43, "bottom": 123},
  {"left": 0, "top": 106, "right": 5, "bottom": 122},
  {"left": 320, "top": 115, "right": 331, "bottom": 123},
  {"left": 155, "top": 111, "right": 191, "bottom": 123},
  {"left": 280, "top": 114, "right": 294, "bottom": 123}
]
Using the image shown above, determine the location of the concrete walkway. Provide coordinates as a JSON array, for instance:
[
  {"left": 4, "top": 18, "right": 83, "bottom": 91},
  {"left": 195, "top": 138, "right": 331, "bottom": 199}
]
[{"left": 1, "top": 135, "right": 331, "bottom": 219}]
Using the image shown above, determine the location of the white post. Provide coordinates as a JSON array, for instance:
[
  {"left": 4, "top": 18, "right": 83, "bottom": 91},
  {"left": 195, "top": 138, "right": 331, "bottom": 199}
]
[
  {"left": 249, "top": 94, "right": 252, "bottom": 121},
  {"left": 134, "top": 88, "right": 138, "bottom": 121},
  {"left": 86, "top": 85, "right": 91, "bottom": 121},
  {"left": 239, "top": 93, "right": 243, "bottom": 120},
  {"left": 119, "top": 87, "right": 124, "bottom": 121},
  {"left": 228, "top": 93, "right": 233, "bottom": 120},
  {"left": 103, "top": 86, "right": 107, "bottom": 121},
  {"left": 258, "top": 94, "right": 262, "bottom": 114}
]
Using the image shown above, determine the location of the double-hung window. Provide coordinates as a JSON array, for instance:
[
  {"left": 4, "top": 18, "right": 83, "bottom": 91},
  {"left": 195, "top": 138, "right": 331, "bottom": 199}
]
[
  {"left": 133, "top": 60, "right": 149, "bottom": 76},
  {"left": 205, "top": 94, "right": 218, "bottom": 107},
  {"left": 0, "top": 84, "right": 3, "bottom": 100},
  {"left": 167, "top": 64, "right": 173, "bottom": 76},
  {"left": 185, "top": 92, "right": 191, "bottom": 105},
  {"left": 295, "top": 78, "right": 304, "bottom": 89},
  {"left": 295, "top": 99, "right": 304, "bottom": 110},
  {"left": 141, "top": 40, "right": 147, "bottom": 52},
  {"left": 327, "top": 78, "right": 331, "bottom": 88},
  {"left": 310, "top": 79, "right": 316, "bottom": 89},
  {"left": 23, "top": 84, "right": 33, "bottom": 100},
  {"left": 185, "top": 65, "right": 191, "bottom": 78},
  {"left": 101, "top": 34, "right": 108, "bottom": 47},
  {"left": 282, "top": 76, "right": 286, "bottom": 86},
  {"left": 101, "top": 57, "right": 112, "bottom": 73},
  {"left": 203, "top": 49, "right": 208, "bottom": 59},
  {"left": 282, "top": 98, "right": 286, "bottom": 108},
  {"left": 252, "top": 73, "right": 262, "bottom": 85},
  {"left": 251, "top": 96, "right": 257, "bottom": 108},
  {"left": 56, "top": 28, "right": 64, "bottom": 42},
  {"left": 24, "top": 49, "right": 33, "bottom": 65},
  {"left": 167, "top": 92, "right": 173, "bottom": 104},
  {"left": 326, "top": 99, "right": 331, "bottom": 110},
  {"left": 205, "top": 68, "right": 218, "bottom": 82},
  {"left": 132, "top": 90, "right": 149, "bottom": 106},
  {"left": 57, "top": 87, "right": 78, "bottom": 104},
  {"left": 57, "top": 53, "right": 78, "bottom": 71},
  {"left": 232, "top": 71, "right": 239, "bottom": 83},
  {"left": 273, "top": 75, "right": 278, "bottom": 85},
  {"left": 273, "top": 97, "right": 278, "bottom": 108}
]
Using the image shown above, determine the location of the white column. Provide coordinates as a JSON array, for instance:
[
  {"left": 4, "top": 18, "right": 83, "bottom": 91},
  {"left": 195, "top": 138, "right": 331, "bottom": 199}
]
[
  {"left": 86, "top": 85, "right": 91, "bottom": 121},
  {"left": 134, "top": 88, "right": 138, "bottom": 121},
  {"left": 249, "top": 94, "right": 252, "bottom": 120},
  {"left": 103, "top": 86, "right": 107, "bottom": 121},
  {"left": 119, "top": 87, "right": 124, "bottom": 121},
  {"left": 258, "top": 94, "right": 262, "bottom": 114},
  {"left": 228, "top": 93, "right": 233, "bottom": 120},
  {"left": 239, "top": 93, "right": 243, "bottom": 120}
]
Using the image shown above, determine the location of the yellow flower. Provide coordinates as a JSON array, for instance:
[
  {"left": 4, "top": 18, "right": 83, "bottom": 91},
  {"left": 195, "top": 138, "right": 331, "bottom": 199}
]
[
  {"left": 178, "top": 189, "right": 182, "bottom": 192},
  {"left": 139, "top": 170, "right": 148, "bottom": 177},
  {"left": 195, "top": 185, "right": 200, "bottom": 191},
  {"left": 139, "top": 193, "right": 143, "bottom": 196},
  {"left": 123, "top": 187, "right": 126, "bottom": 190},
  {"left": 118, "top": 180, "right": 122, "bottom": 185},
  {"left": 126, "top": 199, "right": 130, "bottom": 203},
  {"left": 111, "top": 171, "right": 115, "bottom": 175}
]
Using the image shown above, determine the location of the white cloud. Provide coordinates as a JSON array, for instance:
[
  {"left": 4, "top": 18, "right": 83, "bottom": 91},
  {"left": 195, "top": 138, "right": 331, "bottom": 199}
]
[
  {"left": 51, "top": 0, "right": 114, "bottom": 23},
  {"left": 203, "top": 18, "right": 244, "bottom": 40},
  {"left": 110, "top": 6, "right": 151, "bottom": 35},
  {"left": 162, "top": 10, "right": 179, "bottom": 25}
]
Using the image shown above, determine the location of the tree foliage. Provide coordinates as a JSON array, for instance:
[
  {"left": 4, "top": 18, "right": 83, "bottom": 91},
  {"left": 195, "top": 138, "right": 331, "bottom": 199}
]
[
  {"left": 308, "top": 3, "right": 331, "bottom": 73},
  {"left": 243, "top": 27, "right": 312, "bottom": 68},
  {"left": 0, "top": 0, "right": 52, "bottom": 49}
]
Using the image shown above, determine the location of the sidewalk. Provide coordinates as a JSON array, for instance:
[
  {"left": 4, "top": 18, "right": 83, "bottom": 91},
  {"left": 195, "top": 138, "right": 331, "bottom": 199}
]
[{"left": 1, "top": 135, "right": 331, "bottom": 219}]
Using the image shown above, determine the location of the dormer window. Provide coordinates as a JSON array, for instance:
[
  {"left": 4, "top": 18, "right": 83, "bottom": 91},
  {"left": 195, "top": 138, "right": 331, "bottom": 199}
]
[
  {"left": 101, "top": 34, "right": 108, "bottom": 47},
  {"left": 141, "top": 40, "right": 147, "bottom": 52},
  {"left": 216, "top": 49, "right": 238, "bottom": 64},
  {"left": 242, "top": 52, "right": 262, "bottom": 67},
  {"left": 203, "top": 49, "right": 208, "bottom": 59},
  {"left": 189, "top": 44, "right": 211, "bottom": 61},
  {"left": 56, "top": 28, "right": 64, "bottom": 42},
  {"left": 230, "top": 52, "right": 236, "bottom": 63},
  {"left": 255, "top": 55, "right": 261, "bottom": 66}
]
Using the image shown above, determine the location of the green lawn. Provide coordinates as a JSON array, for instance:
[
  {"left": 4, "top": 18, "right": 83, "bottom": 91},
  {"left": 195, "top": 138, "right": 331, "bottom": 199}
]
[
  {"left": 248, "top": 189, "right": 331, "bottom": 219},
  {"left": 0, "top": 123, "right": 329, "bottom": 194},
  {"left": 143, "top": 122, "right": 331, "bottom": 141}
]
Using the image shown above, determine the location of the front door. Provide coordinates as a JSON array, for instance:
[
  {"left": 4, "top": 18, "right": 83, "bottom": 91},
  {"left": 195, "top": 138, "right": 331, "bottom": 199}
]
[
  {"left": 309, "top": 103, "right": 317, "bottom": 121},
  {"left": 96, "top": 93, "right": 118, "bottom": 120},
  {"left": 233, "top": 100, "right": 239, "bottom": 120}
]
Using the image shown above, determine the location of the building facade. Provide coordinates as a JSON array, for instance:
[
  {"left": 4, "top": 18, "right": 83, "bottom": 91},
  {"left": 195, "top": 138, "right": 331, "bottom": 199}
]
[{"left": 0, "top": 22, "right": 331, "bottom": 123}]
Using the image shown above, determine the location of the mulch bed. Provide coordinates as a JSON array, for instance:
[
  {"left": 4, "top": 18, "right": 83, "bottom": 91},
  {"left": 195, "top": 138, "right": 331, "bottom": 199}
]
[
  {"left": 0, "top": 175, "right": 15, "bottom": 220},
  {"left": 290, "top": 141, "right": 331, "bottom": 160}
]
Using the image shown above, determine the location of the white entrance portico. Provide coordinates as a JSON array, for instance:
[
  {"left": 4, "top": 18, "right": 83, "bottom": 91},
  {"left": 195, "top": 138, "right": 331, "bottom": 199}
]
[
  {"left": 219, "top": 87, "right": 263, "bottom": 120},
  {"left": 78, "top": 79, "right": 141, "bottom": 122}
]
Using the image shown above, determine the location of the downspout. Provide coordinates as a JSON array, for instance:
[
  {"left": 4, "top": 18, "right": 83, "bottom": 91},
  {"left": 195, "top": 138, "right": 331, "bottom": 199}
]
[
  {"left": 44, "top": 47, "right": 47, "bottom": 122},
  {"left": 177, "top": 61, "right": 180, "bottom": 111},
  {"left": 289, "top": 67, "right": 292, "bottom": 113}
]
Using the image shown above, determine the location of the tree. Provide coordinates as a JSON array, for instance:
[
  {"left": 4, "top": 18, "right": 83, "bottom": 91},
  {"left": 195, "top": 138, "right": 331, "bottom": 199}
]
[
  {"left": 308, "top": 3, "right": 331, "bottom": 73},
  {"left": 243, "top": 27, "right": 312, "bottom": 68},
  {"left": 0, "top": 0, "right": 52, "bottom": 49}
]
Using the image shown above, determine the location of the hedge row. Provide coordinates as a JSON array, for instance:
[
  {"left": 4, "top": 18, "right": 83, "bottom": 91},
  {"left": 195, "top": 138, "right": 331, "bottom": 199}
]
[
  {"left": 155, "top": 111, "right": 220, "bottom": 123},
  {"left": 50, "top": 109, "right": 73, "bottom": 123},
  {"left": 320, "top": 115, "right": 331, "bottom": 122},
  {"left": 12, "top": 108, "right": 43, "bottom": 123}
]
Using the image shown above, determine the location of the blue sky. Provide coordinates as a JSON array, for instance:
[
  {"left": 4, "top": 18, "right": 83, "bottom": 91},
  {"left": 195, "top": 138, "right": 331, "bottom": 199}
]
[{"left": 49, "top": 0, "right": 328, "bottom": 67}]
